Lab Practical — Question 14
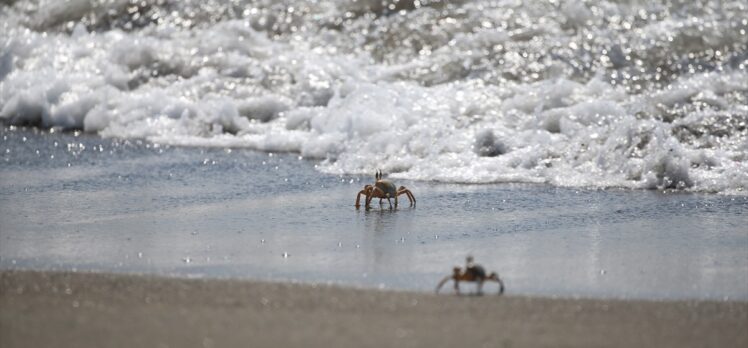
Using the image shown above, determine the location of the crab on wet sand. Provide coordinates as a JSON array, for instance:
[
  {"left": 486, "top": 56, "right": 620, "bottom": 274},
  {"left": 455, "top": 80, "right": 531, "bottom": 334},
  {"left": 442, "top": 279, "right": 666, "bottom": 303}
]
[
  {"left": 436, "top": 257, "right": 505, "bottom": 295},
  {"left": 354, "top": 170, "right": 415, "bottom": 209}
]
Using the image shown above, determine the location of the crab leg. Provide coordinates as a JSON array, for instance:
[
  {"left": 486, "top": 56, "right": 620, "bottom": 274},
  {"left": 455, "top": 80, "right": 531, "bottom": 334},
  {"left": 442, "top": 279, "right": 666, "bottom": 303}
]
[
  {"left": 366, "top": 186, "right": 385, "bottom": 208},
  {"left": 397, "top": 187, "right": 416, "bottom": 206},
  {"left": 355, "top": 189, "right": 368, "bottom": 208},
  {"left": 404, "top": 190, "right": 414, "bottom": 205},
  {"left": 488, "top": 272, "right": 505, "bottom": 295},
  {"left": 435, "top": 275, "right": 452, "bottom": 293},
  {"left": 476, "top": 280, "right": 485, "bottom": 295}
]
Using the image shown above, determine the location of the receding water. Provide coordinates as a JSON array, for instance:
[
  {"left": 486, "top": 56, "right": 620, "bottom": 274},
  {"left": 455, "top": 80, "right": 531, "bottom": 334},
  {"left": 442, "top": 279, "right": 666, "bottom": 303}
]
[{"left": 1, "top": 127, "right": 746, "bottom": 300}]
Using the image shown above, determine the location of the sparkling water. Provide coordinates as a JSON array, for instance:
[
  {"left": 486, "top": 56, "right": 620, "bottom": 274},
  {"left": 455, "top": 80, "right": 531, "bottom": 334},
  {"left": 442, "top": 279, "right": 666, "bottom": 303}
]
[
  {"left": 1, "top": 0, "right": 746, "bottom": 193},
  {"left": 1, "top": 128, "right": 746, "bottom": 300}
]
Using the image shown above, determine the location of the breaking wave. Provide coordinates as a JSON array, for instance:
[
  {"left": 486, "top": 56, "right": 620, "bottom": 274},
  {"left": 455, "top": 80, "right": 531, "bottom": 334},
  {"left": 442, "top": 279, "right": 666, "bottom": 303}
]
[{"left": 1, "top": 0, "right": 747, "bottom": 193}]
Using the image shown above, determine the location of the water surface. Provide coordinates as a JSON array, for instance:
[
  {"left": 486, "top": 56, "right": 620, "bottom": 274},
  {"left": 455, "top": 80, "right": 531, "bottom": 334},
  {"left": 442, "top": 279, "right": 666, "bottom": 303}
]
[
  {"left": 2, "top": 0, "right": 747, "bottom": 192},
  {"left": 2, "top": 127, "right": 746, "bottom": 300}
]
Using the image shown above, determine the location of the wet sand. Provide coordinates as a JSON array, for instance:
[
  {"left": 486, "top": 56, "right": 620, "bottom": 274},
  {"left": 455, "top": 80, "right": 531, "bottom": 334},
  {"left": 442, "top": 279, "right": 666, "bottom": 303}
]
[{"left": 1, "top": 270, "right": 746, "bottom": 348}]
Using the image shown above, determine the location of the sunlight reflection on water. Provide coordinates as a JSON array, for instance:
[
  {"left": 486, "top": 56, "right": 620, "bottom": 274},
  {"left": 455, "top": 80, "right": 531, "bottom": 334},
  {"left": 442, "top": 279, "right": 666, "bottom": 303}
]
[{"left": 1, "top": 128, "right": 747, "bottom": 300}]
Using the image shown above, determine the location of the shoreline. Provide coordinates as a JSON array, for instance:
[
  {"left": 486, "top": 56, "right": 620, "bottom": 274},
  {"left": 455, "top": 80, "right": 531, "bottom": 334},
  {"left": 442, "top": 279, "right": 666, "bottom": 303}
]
[
  {"left": 2, "top": 264, "right": 743, "bottom": 302},
  {"left": 3, "top": 127, "right": 747, "bottom": 302},
  {"left": 2, "top": 270, "right": 746, "bottom": 348}
]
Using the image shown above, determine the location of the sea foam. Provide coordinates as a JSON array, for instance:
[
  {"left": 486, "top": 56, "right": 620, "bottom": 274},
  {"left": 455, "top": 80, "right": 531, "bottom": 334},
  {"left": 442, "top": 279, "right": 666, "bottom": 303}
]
[{"left": 1, "top": 0, "right": 746, "bottom": 194}]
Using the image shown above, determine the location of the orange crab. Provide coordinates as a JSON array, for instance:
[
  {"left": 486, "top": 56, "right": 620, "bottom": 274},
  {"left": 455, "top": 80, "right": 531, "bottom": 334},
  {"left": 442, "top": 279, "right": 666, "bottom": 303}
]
[
  {"left": 354, "top": 170, "right": 416, "bottom": 209},
  {"left": 436, "top": 257, "right": 505, "bottom": 295}
]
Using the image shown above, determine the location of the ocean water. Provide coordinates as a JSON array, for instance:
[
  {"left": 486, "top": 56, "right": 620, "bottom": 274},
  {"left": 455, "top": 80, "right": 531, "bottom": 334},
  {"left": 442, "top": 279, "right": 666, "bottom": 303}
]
[
  {"left": 1, "top": 0, "right": 747, "bottom": 193},
  {"left": 1, "top": 1, "right": 747, "bottom": 299},
  {"left": 1, "top": 127, "right": 747, "bottom": 300}
]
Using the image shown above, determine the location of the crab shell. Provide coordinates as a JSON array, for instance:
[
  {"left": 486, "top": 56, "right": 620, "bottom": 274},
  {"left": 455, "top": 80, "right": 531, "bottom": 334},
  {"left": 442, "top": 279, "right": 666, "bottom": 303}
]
[{"left": 375, "top": 180, "right": 398, "bottom": 198}]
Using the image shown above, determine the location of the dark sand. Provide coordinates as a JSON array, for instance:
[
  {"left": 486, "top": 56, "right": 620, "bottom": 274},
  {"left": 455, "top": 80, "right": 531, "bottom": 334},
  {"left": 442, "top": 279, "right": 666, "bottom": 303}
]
[{"left": 1, "top": 270, "right": 746, "bottom": 348}]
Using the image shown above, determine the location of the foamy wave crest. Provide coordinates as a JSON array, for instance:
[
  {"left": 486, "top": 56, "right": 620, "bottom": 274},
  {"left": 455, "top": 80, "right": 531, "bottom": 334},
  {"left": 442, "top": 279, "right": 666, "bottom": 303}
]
[{"left": 1, "top": 0, "right": 747, "bottom": 193}]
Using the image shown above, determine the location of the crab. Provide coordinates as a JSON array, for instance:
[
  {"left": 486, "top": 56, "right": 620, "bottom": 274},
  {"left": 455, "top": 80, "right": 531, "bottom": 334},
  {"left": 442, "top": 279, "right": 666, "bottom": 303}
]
[
  {"left": 354, "top": 170, "right": 416, "bottom": 209},
  {"left": 435, "top": 256, "right": 505, "bottom": 295}
]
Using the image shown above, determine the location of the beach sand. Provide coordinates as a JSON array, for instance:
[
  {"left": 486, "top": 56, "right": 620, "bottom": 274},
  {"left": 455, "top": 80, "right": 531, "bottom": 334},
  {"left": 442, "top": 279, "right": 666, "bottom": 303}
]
[{"left": 1, "top": 270, "right": 746, "bottom": 348}]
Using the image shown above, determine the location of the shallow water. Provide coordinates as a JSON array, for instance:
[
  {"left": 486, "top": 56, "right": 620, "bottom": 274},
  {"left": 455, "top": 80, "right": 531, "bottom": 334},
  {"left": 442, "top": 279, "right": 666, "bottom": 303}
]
[{"left": 1, "top": 127, "right": 746, "bottom": 300}]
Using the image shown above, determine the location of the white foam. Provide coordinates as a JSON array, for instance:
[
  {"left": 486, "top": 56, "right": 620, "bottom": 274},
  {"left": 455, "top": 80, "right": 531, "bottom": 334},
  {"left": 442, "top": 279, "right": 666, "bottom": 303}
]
[{"left": 1, "top": 1, "right": 746, "bottom": 194}]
